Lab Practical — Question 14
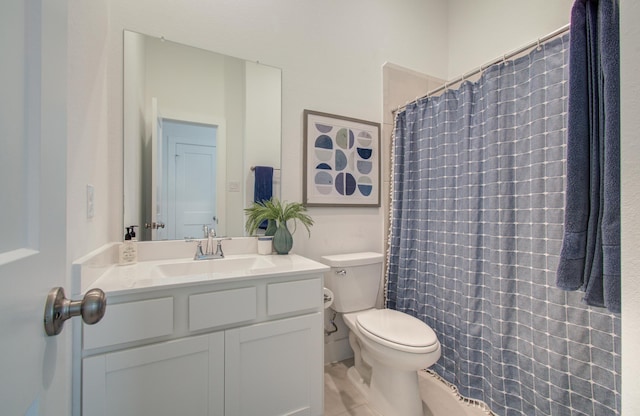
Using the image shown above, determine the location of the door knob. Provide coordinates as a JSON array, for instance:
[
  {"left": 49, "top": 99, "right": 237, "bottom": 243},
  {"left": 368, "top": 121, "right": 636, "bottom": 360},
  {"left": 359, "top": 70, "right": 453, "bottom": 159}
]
[{"left": 44, "top": 287, "right": 106, "bottom": 336}]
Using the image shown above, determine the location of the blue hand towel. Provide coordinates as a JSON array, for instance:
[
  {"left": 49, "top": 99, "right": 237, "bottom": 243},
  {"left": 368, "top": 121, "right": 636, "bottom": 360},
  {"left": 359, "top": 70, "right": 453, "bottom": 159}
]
[
  {"left": 595, "top": 0, "right": 620, "bottom": 313},
  {"left": 556, "top": 0, "right": 620, "bottom": 313},
  {"left": 253, "top": 166, "right": 274, "bottom": 229}
]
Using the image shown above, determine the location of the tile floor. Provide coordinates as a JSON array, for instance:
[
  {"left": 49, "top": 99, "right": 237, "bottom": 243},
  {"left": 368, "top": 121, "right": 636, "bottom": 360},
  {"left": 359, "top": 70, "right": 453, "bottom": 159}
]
[{"left": 324, "top": 359, "right": 493, "bottom": 416}]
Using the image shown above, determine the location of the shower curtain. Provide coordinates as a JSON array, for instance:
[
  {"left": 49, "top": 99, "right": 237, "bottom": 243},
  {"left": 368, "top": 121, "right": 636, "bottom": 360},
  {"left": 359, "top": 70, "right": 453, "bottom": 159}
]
[{"left": 387, "top": 34, "right": 620, "bottom": 415}]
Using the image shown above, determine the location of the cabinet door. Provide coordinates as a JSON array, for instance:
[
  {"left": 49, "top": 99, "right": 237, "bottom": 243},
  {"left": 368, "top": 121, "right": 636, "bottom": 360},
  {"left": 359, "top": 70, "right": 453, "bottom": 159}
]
[
  {"left": 83, "top": 333, "right": 224, "bottom": 416},
  {"left": 225, "top": 313, "right": 323, "bottom": 416}
]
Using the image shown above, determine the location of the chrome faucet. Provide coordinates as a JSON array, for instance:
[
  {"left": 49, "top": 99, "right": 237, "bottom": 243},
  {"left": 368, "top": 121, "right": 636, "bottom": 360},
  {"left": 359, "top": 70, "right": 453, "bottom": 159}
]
[
  {"left": 205, "top": 225, "right": 216, "bottom": 254},
  {"left": 192, "top": 225, "right": 227, "bottom": 260}
]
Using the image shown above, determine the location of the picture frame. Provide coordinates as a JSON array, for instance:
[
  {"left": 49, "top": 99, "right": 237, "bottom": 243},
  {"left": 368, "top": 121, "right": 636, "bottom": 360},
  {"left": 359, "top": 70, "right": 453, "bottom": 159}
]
[{"left": 303, "top": 110, "right": 381, "bottom": 207}]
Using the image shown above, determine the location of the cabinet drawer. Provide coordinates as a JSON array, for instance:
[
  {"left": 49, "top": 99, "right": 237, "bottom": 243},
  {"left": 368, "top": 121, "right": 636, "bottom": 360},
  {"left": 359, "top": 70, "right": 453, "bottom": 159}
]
[
  {"left": 267, "top": 278, "right": 322, "bottom": 316},
  {"left": 83, "top": 297, "right": 174, "bottom": 350},
  {"left": 189, "top": 287, "right": 257, "bottom": 331}
]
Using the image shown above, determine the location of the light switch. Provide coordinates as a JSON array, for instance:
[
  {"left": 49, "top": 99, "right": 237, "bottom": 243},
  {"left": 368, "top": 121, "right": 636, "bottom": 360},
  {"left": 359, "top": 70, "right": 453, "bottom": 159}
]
[{"left": 227, "top": 181, "right": 241, "bottom": 192}]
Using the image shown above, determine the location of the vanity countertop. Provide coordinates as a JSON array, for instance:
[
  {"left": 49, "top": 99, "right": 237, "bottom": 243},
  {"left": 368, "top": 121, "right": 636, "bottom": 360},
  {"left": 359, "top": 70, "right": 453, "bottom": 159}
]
[{"left": 83, "top": 252, "right": 329, "bottom": 296}]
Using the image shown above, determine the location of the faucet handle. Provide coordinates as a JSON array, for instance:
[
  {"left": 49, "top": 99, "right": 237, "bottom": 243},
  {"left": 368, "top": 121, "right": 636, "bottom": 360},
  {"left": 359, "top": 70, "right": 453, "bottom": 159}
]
[
  {"left": 193, "top": 241, "right": 205, "bottom": 259},
  {"left": 209, "top": 228, "right": 217, "bottom": 238},
  {"left": 214, "top": 239, "right": 224, "bottom": 258}
]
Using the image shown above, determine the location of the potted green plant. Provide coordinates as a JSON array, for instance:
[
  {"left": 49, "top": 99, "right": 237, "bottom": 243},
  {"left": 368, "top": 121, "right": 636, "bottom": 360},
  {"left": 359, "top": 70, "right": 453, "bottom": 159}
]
[{"left": 244, "top": 198, "right": 313, "bottom": 254}]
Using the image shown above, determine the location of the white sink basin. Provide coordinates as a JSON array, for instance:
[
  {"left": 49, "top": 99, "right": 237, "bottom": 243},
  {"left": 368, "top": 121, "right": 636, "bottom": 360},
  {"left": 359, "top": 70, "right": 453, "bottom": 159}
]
[{"left": 151, "top": 255, "right": 278, "bottom": 278}]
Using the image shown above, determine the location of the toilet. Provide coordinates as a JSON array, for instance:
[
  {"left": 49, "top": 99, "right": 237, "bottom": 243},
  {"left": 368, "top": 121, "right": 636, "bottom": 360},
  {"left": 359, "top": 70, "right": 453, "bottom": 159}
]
[{"left": 322, "top": 252, "right": 441, "bottom": 416}]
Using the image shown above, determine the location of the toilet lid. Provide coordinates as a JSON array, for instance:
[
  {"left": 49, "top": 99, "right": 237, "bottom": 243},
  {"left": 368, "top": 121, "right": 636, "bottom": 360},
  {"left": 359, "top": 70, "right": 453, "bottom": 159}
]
[{"left": 356, "top": 309, "right": 439, "bottom": 353}]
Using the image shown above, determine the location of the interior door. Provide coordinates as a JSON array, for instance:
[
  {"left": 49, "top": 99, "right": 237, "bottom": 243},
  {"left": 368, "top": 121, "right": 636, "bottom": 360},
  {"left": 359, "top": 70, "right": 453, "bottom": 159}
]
[
  {"left": 164, "top": 120, "right": 218, "bottom": 239},
  {"left": 0, "top": 1, "right": 70, "bottom": 414},
  {"left": 172, "top": 142, "right": 217, "bottom": 239}
]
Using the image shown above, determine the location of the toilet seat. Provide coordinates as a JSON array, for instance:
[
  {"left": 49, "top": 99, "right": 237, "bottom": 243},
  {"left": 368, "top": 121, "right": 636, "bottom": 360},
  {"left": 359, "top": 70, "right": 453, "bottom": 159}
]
[{"left": 356, "top": 309, "right": 439, "bottom": 354}]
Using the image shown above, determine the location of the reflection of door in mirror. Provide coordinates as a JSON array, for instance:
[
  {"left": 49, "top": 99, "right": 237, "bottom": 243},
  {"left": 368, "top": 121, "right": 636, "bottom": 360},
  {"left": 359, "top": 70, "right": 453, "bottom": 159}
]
[
  {"left": 149, "top": 99, "right": 226, "bottom": 240},
  {"left": 164, "top": 120, "right": 219, "bottom": 239}
]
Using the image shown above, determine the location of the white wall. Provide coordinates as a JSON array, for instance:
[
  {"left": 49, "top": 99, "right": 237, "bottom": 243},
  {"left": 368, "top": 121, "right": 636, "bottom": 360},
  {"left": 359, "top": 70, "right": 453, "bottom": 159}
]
[
  {"left": 224, "top": 58, "right": 246, "bottom": 237},
  {"left": 244, "top": 62, "right": 281, "bottom": 170},
  {"left": 447, "top": 0, "right": 574, "bottom": 78},
  {"left": 244, "top": 61, "right": 282, "bottom": 233},
  {"left": 621, "top": 0, "right": 640, "bottom": 413},
  {"left": 122, "top": 32, "right": 146, "bottom": 237},
  {"left": 67, "top": 0, "right": 113, "bottom": 262},
  {"left": 144, "top": 37, "right": 226, "bottom": 121}
]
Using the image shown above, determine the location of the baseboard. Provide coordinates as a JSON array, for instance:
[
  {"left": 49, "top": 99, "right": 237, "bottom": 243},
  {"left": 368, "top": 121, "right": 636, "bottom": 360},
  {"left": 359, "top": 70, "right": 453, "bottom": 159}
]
[{"left": 324, "top": 337, "right": 353, "bottom": 364}]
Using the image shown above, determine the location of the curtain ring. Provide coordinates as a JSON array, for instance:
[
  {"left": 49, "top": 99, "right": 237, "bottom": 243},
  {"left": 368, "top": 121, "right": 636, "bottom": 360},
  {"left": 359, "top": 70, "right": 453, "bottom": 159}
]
[
  {"left": 537, "top": 38, "right": 542, "bottom": 51},
  {"left": 503, "top": 55, "right": 508, "bottom": 66}
]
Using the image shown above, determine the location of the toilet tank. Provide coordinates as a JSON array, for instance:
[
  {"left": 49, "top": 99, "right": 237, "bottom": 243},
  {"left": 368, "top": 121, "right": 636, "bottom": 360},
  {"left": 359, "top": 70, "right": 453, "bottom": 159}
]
[{"left": 321, "top": 252, "right": 384, "bottom": 313}]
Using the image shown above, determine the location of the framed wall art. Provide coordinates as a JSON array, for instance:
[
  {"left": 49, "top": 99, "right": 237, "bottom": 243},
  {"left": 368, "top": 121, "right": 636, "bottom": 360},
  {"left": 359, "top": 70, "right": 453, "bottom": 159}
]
[{"left": 303, "top": 110, "right": 381, "bottom": 207}]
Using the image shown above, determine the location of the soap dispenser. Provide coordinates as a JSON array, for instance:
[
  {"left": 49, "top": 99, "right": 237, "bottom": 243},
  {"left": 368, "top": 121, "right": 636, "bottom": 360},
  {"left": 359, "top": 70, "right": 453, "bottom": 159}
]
[
  {"left": 131, "top": 225, "right": 138, "bottom": 241},
  {"left": 124, "top": 225, "right": 138, "bottom": 241},
  {"left": 119, "top": 226, "right": 138, "bottom": 264}
]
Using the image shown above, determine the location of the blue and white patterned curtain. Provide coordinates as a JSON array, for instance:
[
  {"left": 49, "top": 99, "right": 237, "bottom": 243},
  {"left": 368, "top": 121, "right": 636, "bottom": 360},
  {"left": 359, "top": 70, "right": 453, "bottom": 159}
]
[{"left": 387, "top": 34, "right": 620, "bottom": 415}]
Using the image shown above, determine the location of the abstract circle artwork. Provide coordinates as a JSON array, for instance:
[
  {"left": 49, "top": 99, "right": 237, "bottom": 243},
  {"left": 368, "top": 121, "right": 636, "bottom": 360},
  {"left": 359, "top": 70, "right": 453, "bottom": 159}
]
[{"left": 304, "top": 110, "right": 380, "bottom": 206}]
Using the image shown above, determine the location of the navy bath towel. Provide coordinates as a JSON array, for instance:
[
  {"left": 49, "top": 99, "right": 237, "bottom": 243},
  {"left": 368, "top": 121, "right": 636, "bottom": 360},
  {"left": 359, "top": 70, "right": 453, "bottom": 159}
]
[
  {"left": 253, "top": 166, "right": 274, "bottom": 229},
  {"left": 556, "top": 0, "right": 620, "bottom": 313}
]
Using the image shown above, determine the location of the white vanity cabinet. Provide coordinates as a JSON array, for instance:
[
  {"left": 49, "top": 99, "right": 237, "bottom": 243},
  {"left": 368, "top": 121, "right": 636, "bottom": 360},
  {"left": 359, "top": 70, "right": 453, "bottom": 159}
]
[
  {"left": 83, "top": 333, "right": 225, "bottom": 416},
  {"left": 80, "top": 272, "right": 324, "bottom": 416},
  {"left": 225, "top": 313, "right": 323, "bottom": 416}
]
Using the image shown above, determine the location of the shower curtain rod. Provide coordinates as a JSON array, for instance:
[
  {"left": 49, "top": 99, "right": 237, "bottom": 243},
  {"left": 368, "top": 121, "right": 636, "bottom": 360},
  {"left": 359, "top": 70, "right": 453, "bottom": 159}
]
[{"left": 394, "top": 23, "right": 570, "bottom": 113}]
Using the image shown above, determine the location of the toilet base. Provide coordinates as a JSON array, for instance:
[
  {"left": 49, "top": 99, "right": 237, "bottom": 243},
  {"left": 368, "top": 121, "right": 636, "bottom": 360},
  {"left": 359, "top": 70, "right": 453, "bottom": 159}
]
[
  {"left": 346, "top": 366, "right": 369, "bottom": 395},
  {"left": 369, "top": 361, "right": 424, "bottom": 416},
  {"left": 346, "top": 365, "right": 425, "bottom": 416}
]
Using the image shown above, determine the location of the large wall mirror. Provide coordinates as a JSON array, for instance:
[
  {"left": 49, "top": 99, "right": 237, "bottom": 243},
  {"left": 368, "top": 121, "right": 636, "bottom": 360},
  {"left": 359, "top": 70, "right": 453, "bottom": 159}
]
[{"left": 123, "top": 30, "right": 282, "bottom": 241}]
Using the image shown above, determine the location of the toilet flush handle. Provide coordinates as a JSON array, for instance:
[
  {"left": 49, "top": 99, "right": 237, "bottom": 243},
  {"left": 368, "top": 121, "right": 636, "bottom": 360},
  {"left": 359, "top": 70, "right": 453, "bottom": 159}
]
[{"left": 335, "top": 269, "right": 347, "bottom": 276}]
